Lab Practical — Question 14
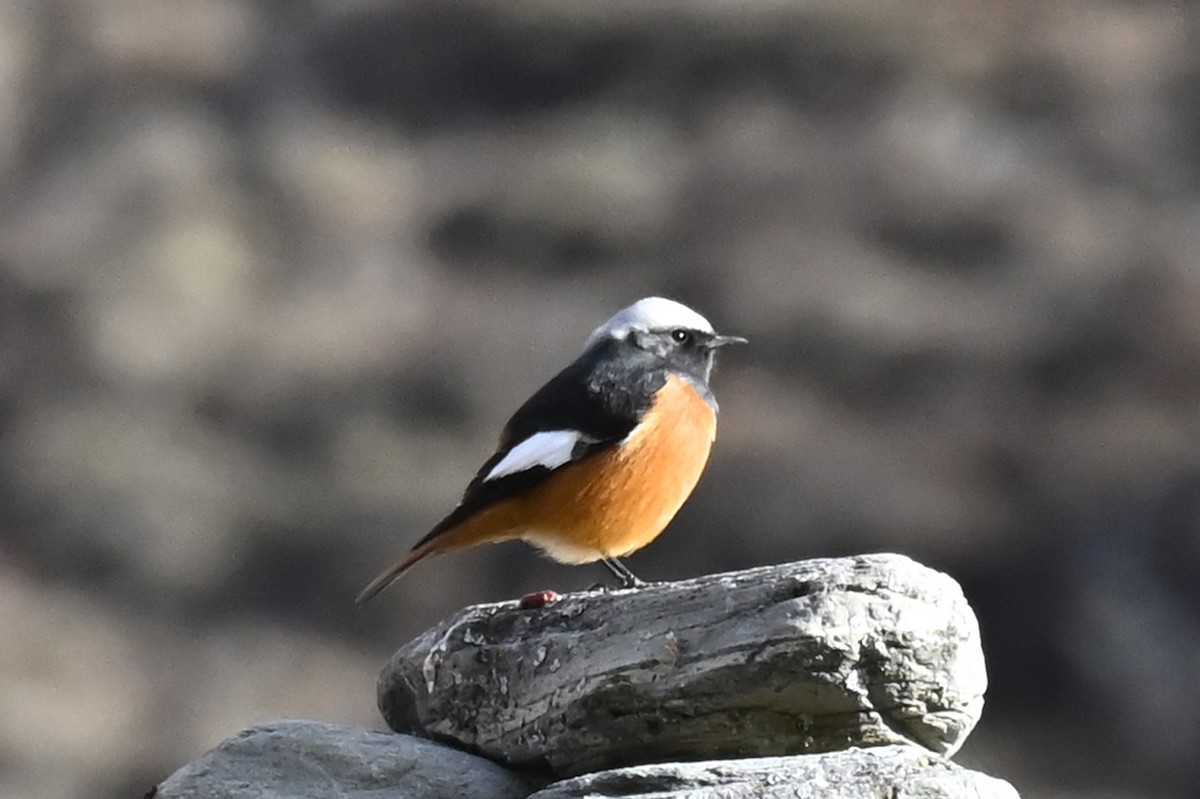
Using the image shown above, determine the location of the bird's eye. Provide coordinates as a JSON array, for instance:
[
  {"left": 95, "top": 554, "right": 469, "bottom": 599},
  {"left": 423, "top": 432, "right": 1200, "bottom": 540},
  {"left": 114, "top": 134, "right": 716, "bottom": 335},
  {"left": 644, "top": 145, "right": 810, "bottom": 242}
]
[{"left": 670, "top": 329, "right": 692, "bottom": 344}]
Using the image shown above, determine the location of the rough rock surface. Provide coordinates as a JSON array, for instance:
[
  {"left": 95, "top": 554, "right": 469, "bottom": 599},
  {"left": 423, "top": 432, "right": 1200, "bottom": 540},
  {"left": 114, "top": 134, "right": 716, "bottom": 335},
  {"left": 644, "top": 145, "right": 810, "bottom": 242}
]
[
  {"left": 530, "top": 745, "right": 1020, "bottom": 799},
  {"left": 155, "top": 729, "right": 1020, "bottom": 799},
  {"left": 154, "top": 720, "right": 532, "bottom": 799},
  {"left": 378, "top": 554, "right": 986, "bottom": 776}
]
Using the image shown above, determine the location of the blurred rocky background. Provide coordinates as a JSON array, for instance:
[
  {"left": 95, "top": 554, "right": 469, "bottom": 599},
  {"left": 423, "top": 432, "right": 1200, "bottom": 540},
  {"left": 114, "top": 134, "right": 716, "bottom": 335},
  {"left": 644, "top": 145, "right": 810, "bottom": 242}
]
[{"left": 1, "top": 1, "right": 1198, "bottom": 797}]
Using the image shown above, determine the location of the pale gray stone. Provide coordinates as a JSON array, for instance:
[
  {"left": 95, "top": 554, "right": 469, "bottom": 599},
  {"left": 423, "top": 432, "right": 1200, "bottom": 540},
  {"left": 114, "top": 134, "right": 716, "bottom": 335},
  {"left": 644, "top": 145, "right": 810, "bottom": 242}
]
[
  {"left": 378, "top": 554, "right": 987, "bottom": 777},
  {"left": 529, "top": 745, "right": 1020, "bottom": 799},
  {"left": 154, "top": 719, "right": 532, "bottom": 799}
]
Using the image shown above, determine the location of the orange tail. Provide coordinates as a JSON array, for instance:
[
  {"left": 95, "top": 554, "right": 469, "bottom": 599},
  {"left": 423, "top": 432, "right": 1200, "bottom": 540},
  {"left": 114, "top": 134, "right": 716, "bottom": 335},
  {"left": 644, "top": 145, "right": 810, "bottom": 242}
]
[
  {"left": 355, "top": 539, "right": 442, "bottom": 604},
  {"left": 356, "top": 504, "right": 517, "bottom": 604}
]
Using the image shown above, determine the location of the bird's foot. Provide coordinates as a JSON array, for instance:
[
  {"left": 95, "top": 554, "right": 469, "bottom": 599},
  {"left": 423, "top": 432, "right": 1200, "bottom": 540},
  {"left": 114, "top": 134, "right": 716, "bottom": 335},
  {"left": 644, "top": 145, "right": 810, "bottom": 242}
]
[{"left": 600, "top": 556, "right": 650, "bottom": 589}]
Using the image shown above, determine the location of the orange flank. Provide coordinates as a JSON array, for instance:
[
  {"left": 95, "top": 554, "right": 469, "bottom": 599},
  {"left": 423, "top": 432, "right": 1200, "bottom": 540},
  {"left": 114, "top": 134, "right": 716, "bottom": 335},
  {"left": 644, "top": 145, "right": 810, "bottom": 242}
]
[
  {"left": 360, "top": 374, "right": 716, "bottom": 598},
  {"left": 517, "top": 373, "right": 716, "bottom": 562}
]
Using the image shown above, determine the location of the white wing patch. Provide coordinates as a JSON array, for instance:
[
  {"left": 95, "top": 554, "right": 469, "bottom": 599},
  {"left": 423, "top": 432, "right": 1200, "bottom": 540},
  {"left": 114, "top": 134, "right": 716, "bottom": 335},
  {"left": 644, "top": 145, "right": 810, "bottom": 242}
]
[{"left": 483, "top": 430, "right": 583, "bottom": 483}]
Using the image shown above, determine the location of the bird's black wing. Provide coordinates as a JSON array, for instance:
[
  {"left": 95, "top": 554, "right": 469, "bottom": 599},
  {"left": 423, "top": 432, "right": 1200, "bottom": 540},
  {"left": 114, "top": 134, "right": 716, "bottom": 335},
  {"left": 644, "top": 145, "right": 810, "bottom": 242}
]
[{"left": 411, "top": 343, "right": 665, "bottom": 549}]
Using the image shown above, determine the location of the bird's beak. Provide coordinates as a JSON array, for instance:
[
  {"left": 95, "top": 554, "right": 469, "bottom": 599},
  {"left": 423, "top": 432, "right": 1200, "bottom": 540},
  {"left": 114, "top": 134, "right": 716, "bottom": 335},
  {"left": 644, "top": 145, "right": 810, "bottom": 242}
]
[{"left": 710, "top": 334, "right": 748, "bottom": 348}]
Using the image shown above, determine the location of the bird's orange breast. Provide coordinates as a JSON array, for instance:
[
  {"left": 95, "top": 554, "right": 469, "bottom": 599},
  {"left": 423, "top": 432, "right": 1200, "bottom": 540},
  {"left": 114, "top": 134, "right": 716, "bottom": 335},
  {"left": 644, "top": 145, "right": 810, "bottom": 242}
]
[{"left": 514, "top": 373, "right": 717, "bottom": 562}]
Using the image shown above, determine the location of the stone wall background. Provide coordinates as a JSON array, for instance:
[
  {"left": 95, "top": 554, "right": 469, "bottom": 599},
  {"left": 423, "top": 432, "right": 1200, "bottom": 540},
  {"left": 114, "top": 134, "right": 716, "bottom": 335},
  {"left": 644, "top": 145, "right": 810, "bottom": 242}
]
[{"left": 1, "top": 2, "right": 1198, "bottom": 798}]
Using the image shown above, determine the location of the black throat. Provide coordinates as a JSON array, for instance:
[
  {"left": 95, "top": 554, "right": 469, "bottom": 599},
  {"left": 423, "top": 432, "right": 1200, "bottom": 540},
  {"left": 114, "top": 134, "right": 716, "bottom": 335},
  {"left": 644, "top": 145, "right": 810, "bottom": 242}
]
[{"left": 586, "top": 336, "right": 718, "bottom": 415}]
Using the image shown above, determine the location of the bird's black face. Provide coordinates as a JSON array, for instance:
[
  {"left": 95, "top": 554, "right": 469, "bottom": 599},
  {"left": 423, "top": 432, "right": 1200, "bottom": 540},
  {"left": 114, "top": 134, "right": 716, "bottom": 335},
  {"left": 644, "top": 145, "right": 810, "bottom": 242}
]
[{"left": 629, "top": 327, "right": 745, "bottom": 384}]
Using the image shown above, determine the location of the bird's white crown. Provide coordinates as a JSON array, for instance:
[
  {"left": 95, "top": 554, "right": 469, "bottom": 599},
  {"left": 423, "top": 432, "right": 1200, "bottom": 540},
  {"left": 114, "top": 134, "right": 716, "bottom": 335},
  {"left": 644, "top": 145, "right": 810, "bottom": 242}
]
[{"left": 585, "top": 297, "right": 715, "bottom": 349}]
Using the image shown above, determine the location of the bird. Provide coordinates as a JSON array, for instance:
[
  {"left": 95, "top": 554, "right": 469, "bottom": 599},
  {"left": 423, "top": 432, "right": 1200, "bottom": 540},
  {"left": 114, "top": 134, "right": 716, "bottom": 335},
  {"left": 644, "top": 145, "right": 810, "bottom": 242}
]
[{"left": 356, "top": 297, "right": 745, "bottom": 603}]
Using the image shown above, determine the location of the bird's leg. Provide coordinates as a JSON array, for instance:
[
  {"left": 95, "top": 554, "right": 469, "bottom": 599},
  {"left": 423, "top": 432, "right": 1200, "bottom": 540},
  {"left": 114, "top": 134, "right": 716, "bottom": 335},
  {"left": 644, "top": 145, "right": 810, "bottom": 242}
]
[{"left": 601, "top": 556, "right": 647, "bottom": 589}]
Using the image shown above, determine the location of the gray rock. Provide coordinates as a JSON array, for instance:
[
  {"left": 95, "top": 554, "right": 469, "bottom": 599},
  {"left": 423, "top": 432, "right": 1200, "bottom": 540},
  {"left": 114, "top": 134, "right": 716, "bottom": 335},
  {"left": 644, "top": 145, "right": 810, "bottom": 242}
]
[
  {"left": 378, "top": 554, "right": 986, "bottom": 777},
  {"left": 154, "top": 719, "right": 532, "bottom": 799},
  {"left": 529, "top": 745, "right": 1020, "bottom": 799}
]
